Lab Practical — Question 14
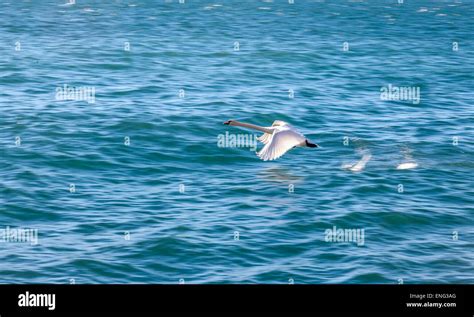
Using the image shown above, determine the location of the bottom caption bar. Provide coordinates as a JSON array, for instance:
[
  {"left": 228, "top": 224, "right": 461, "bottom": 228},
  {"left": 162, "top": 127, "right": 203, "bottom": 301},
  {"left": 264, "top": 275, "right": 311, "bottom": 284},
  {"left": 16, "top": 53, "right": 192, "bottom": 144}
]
[{"left": 0, "top": 284, "right": 472, "bottom": 315}]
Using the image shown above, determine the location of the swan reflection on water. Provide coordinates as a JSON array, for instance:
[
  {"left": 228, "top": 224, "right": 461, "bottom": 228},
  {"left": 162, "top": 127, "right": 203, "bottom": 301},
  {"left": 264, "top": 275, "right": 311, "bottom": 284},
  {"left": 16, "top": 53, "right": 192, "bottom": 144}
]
[{"left": 257, "top": 166, "right": 305, "bottom": 184}]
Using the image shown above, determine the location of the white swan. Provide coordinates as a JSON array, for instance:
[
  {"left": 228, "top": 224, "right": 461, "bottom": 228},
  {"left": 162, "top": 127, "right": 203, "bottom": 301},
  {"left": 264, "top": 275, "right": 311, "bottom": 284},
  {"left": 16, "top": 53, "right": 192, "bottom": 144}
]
[
  {"left": 397, "top": 162, "right": 418, "bottom": 170},
  {"left": 396, "top": 147, "right": 418, "bottom": 170},
  {"left": 342, "top": 148, "right": 372, "bottom": 172},
  {"left": 224, "top": 120, "right": 318, "bottom": 161}
]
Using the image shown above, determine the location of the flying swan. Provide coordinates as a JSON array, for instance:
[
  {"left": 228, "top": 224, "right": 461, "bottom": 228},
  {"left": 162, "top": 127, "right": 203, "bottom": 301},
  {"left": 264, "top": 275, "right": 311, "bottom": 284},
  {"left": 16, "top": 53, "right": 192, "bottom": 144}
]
[{"left": 224, "top": 120, "right": 319, "bottom": 161}]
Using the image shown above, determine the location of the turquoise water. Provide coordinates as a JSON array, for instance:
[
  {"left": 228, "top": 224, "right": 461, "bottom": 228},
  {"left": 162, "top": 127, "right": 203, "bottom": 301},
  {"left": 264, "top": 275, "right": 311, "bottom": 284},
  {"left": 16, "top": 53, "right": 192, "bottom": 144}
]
[{"left": 0, "top": 0, "right": 473, "bottom": 284}]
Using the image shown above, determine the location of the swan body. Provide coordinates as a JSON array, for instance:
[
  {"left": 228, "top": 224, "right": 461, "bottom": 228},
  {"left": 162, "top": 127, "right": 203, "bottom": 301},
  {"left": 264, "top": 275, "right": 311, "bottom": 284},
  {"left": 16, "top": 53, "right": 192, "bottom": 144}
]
[
  {"left": 224, "top": 120, "right": 318, "bottom": 161},
  {"left": 397, "top": 148, "right": 418, "bottom": 170},
  {"left": 396, "top": 162, "right": 418, "bottom": 170},
  {"left": 342, "top": 151, "right": 372, "bottom": 172},
  {"left": 347, "top": 153, "right": 372, "bottom": 172}
]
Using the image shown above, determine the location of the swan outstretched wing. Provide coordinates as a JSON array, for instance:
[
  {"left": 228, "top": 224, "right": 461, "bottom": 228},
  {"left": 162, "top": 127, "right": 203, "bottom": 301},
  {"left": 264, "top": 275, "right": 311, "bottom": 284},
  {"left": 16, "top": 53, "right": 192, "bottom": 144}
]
[
  {"left": 257, "top": 122, "right": 297, "bottom": 145},
  {"left": 257, "top": 129, "right": 305, "bottom": 161},
  {"left": 257, "top": 128, "right": 274, "bottom": 145}
]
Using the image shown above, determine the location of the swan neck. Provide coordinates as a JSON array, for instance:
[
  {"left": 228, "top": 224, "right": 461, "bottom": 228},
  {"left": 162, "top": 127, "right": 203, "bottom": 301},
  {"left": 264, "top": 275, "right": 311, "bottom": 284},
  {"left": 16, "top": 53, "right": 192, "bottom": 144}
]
[{"left": 232, "top": 121, "right": 273, "bottom": 134}]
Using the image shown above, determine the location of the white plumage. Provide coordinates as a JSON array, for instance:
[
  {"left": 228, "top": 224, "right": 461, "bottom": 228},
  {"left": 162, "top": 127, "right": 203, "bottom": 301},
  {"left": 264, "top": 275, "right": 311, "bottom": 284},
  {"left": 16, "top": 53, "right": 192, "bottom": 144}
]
[
  {"left": 257, "top": 122, "right": 307, "bottom": 161},
  {"left": 224, "top": 119, "right": 318, "bottom": 161}
]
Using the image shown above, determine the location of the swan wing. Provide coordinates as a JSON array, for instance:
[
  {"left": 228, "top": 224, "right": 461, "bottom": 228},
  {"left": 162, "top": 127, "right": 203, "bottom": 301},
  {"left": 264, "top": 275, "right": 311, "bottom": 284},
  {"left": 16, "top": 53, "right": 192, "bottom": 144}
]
[
  {"left": 272, "top": 120, "right": 289, "bottom": 127},
  {"left": 257, "top": 129, "right": 305, "bottom": 161},
  {"left": 257, "top": 127, "right": 274, "bottom": 145}
]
